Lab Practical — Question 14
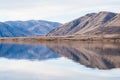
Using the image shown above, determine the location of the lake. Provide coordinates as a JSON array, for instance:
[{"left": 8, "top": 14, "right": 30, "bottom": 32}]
[{"left": 0, "top": 41, "right": 120, "bottom": 80}]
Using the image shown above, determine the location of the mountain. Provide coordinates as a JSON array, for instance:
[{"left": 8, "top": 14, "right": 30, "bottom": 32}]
[
  {"left": 0, "top": 20, "right": 61, "bottom": 37},
  {"left": 47, "top": 11, "right": 120, "bottom": 36}
]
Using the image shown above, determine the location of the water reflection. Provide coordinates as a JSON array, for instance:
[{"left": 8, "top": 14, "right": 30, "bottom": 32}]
[
  {"left": 1, "top": 58, "right": 120, "bottom": 80},
  {"left": 0, "top": 43, "right": 59, "bottom": 60},
  {"left": 0, "top": 42, "right": 120, "bottom": 80},
  {"left": 0, "top": 42, "right": 120, "bottom": 69},
  {"left": 47, "top": 42, "right": 120, "bottom": 69}
]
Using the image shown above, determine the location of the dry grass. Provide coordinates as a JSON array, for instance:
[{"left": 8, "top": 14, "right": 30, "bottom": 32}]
[{"left": 0, "top": 34, "right": 120, "bottom": 43}]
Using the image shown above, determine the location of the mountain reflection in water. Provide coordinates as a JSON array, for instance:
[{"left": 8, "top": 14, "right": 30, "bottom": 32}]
[
  {"left": 0, "top": 41, "right": 120, "bottom": 80},
  {"left": 47, "top": 42, "right": 120, "bottom": 69},
  {"left": 0, "top": 43, "right": 59, "bottom": 60},
  {"left": 0, "top": 42, "right": 120, "bottom": 69}
]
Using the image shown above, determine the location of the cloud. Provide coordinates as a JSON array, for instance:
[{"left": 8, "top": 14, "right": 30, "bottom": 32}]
[{"left": 0, "top": 0, "right": 120, "bottom": 23}]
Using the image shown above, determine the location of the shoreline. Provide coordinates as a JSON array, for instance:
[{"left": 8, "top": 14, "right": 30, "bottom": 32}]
[{"left": 0, "top": 34, "right": 120, "bottom": 43}]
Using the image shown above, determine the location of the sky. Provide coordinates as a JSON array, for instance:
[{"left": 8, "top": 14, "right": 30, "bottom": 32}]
[{"left": 0, "top": 0, "right": 120, "bottom": 23}]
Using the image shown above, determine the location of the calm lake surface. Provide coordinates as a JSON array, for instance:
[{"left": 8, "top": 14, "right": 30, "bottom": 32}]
[{"left": 0, "top": 41, "right": 120, "bottom": 80}]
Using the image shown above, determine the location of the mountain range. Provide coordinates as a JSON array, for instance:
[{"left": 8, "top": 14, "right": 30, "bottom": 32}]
[
  {"left": 0, "top": 11, "right": 120, "bottom": 37},
  {"left": 48, "top": 11, "right": 120, "bottom": 36},
  {"left": 0, "top": 20, "right": 61, "bottom": 37}
]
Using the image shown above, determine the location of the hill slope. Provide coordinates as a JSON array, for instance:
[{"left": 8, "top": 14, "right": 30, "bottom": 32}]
[
  {"left": 0, "top": 20, "right": 61, "bottom": 37},
  {"left": 47, "top": 11, "right": 120, "bottom": 36}
]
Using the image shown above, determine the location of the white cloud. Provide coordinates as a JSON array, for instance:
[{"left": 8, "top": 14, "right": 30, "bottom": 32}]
[{"left": 0, "top": 0, "right": 120, "bottom": 23}]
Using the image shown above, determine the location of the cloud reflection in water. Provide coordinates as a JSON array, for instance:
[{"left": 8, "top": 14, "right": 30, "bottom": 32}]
[{"left": 0, "top": 57, "right": 120, "bottom": 80}]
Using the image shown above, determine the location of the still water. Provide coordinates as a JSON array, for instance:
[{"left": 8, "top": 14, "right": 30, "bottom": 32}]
[{"left": 0, "top": 42, "right": 120, "bottom": 80}]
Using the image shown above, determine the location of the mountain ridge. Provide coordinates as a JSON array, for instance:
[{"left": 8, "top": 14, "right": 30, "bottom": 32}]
[
  {"left": 47, "top": 11, "right": 120, "bottom": 36},
  {"left": 0, "top": 20, "right": 61, "bottom": 37}
]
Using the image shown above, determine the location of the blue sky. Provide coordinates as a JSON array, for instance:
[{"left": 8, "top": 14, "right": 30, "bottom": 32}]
[{"left": 0, "top": 0, "right": 120, "bottom": 23}]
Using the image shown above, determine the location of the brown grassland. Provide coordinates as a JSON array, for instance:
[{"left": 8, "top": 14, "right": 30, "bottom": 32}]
[{"left": 0, "top": 34, "right": 120, "bottom": 44}]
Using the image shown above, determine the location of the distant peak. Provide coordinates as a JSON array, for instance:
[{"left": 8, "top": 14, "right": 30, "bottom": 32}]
[
  {"left": 85, "top": 13, "right": 97, "bottom": 17},
  {"left": 97, "top": 11, "right": 117, "bottom": 23},
  {"left": 98, "top": 11, "right": 116, "bottom": 15}
]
